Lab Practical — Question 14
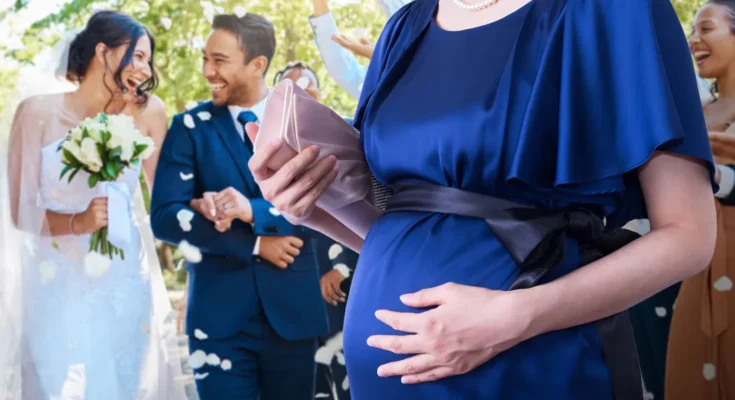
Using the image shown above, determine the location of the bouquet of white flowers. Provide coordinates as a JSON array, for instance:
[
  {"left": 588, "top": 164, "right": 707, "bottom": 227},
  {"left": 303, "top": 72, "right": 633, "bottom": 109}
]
[{"left": 58, "top": 113, "right": 155, "bottom": 260}]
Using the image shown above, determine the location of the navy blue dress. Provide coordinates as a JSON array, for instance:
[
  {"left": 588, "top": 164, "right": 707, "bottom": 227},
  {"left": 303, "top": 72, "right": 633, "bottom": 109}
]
[{"left": 343, "top": 0, "right": 717, "bottom": 399}]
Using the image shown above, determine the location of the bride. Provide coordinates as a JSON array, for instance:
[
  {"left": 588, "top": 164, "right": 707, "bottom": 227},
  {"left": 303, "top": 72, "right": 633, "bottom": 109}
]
[{"left": 0, "top": 10, "right": 185, "bottom": 399}]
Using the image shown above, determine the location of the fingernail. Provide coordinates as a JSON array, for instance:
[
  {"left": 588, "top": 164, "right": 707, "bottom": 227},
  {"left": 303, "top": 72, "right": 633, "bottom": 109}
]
[
  {"left": 399, "top": 294, "right": 410, "bottom": 302},
  {"left": 270, "top": 138, "right": 282, "bottom": 147},
  {"left": 366, "top": 336, "right": 375, "bottom": 346},
  {"left": 377, "top": 366, "right": 386, "bottom": 377}
]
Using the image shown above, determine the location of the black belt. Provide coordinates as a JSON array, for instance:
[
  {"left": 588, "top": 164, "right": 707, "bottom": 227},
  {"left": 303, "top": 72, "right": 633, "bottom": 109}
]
[{"left": 384, "top": 182, "right": 643, "bottom": 400}]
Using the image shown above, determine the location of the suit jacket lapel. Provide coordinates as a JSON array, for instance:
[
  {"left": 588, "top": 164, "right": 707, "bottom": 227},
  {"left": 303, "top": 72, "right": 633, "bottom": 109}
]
[{"left": 210, "top": 105, "right": 260, "bottom": 193}]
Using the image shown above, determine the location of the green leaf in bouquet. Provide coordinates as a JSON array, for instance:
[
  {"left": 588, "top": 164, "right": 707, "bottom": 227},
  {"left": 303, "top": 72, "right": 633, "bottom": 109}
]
[
  {"left": 102, "top": 130, "right": 111, "bottom": 143},
  {"left": 82, "top": 127, "right": 90, "bottom": 140},
  {"left": 99, "top": 113, "right": 108, "bottom": 123},
  {"left": 59, "top": 164, "right": 72, "bottom": 180},
  {"left": 62, "top": 149, "right": 79, "bottom": 165},
  {"left": 109, "top": 146, "right": 122, "bottom": 160},
  {"left": 88, "top": 174, "right": 99, "bottom": 188},
  {"left": 105, "top": 162, "right": 117, "bottom": 180},
  {"left": 67, "top": 167, "right": 81, "bottom": 183},
  {"left": 131, "top": 159, "right": 141, "bottom": 167},
  {"left": 100, "top": 166, "right": 112, "bottom": 181},
  {"left": 133, "top": 143, "right": 149, "bottom": 158}
]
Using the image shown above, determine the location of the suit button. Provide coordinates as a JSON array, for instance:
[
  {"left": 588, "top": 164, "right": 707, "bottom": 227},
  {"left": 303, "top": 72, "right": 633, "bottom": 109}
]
[{"left": 255, "top": 257, "right": 262, "bottom": 263}]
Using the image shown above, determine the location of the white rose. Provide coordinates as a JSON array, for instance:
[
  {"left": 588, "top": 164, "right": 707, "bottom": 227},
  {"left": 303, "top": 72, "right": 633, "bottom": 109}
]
[
  {"left": 79, "top": 138, "right": 103, "bottom": 172},
  {"left": 61, "top": 140, "right": 82, "bottom": 163},
  {"left": 83, "top": 121, "right": 107, "bottom": 143},
  {"left": 69, "top": 127, "right": 83, "bottom": 141}
]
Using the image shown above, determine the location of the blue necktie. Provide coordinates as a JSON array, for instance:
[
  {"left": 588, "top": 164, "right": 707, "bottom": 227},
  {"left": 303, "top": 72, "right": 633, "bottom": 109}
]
[{"left": 237, "top": 111, "right": 258, "bottom": 153}]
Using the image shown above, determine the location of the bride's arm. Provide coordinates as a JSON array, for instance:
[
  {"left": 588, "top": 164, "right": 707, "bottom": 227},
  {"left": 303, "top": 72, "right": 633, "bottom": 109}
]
[
  {"left": 7, "top": 98, "right": 105, "bottom": 237},
  {"left": 139, "top": 95, "right": 168, "bottom": 192}
]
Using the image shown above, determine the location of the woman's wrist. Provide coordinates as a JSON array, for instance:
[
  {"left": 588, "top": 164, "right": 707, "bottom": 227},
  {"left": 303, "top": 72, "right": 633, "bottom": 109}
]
[{"left": 509, "top": 285, "right": 559, "bottom": 341}]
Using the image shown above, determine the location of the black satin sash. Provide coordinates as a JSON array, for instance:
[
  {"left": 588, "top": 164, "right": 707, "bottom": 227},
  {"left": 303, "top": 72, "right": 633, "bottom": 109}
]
[{"left": 384, "top": 182, "right": 643, "bottom": 400}]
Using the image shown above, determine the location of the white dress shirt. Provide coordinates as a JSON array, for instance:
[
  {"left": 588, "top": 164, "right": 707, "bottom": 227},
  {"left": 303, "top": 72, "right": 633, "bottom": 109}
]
[
  {"left": 374, "top": 0, "right": 413, "bottom": 17},
  {"left": 228, "top": 96, "right": 268, "bottom": 256},
  {"left": 309, "top": 12, "right": 369, "bottom": 100}
]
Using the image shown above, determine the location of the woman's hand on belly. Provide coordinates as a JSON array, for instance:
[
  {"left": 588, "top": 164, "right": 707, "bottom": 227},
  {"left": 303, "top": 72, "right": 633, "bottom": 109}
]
[{"left": 366, "top": 282, "right": 534, "bottom": 384}]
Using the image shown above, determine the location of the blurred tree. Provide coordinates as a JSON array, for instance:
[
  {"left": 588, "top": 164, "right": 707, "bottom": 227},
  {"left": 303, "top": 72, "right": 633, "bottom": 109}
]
[
  {"left": 672, "top": 0, "right": 707, "bottom": 33},
  {"left": 2, "top": 0, "right": 386, "bottom": 117}
]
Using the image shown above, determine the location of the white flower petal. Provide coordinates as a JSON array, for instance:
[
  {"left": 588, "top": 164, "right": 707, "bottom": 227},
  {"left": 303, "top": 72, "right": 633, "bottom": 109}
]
[
  {"left": 180, "top": 172, "right": 194, "bottom": 181},
  {"left": 39, "top": 260, "right": 56, "bottom": 285},
  {"left": 335, "top": 351, "right": 345, "bottom": 366},
  {"left": 221, "top": 359, "right": 232, "bottom": 371},
  {"left": 188, "top": 350, "right": 207, "bottom": 369},
  {"left": 84, "top": 252, "right": 111, "bottom": 278},
  {"left": 183, "top": 114, "right": 196, "bottom": 129},
  {"left": 160, "top": 17, "right": 172, "bottom": 30},
  {"left": 175, "top": 259, "right": 186, "bottom": 272},
  {"left": 342, "top": 376, "right": 349, "bottom": 391},
  {"left": 328, "top": 244, "right": 343, "bottom": 260},
  {"left": 296, "top": 76, "right": 310, "bottom": 89},
  {"left": 197, "top": 111, "right": 212, "bottom": 121},
  {"left": 194, "top": 329, "right": 209, "bottom": 340},
  {"left": 177, "top": 209, "right": 195, "bottom": 232},
  {"left": 268, "top": 207, "right": 281, "bottom": 216},
  {"left": 192, "top": 36, "right": 205, "bottom": 50},
  {"left": 334, "top": 263, "right": 351, "bottom": 279},
  {"left": 194, "top": 372, "right": 210, "bottom": 380},
  {"left": 315, "top": 394, "right": 329, "bottom": 399},
  {"left": 234, "top": 6, "right": 247, "bottom": 18},
  {"left": 185, "top": 101, "right": 198, "bottom": 110},
  {"left": 703, "top": 363, "right": 716, "bottom": 381},
  {"left": 206, "top": 353, "right": 221, "bottom": 366},
  {"left": 643, "top": 391, "right": 654, "bottom": 400},
  {"left": 314, "top": 346, "right": 333, "bottom": 365},
  {"left": 654, "top": 307, "right": 667, "bottom": 318},
  {"left": 179, "top": 240, "right": 202, "bottom": 263},
  {"left": 714, "top": 276, "right": 733, "bottom": 292}
]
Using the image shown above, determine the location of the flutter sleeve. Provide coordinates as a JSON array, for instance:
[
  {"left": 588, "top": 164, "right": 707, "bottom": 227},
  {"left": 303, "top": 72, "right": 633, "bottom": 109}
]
[{"left": 507, "top": 0, "right": 717, "bottom": 224}]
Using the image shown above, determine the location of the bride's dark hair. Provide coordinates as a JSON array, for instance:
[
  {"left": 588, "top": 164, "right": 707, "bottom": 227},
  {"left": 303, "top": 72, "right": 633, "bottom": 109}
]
[{"left": 66, "top": 10, "right": 158, "bottom": 107}]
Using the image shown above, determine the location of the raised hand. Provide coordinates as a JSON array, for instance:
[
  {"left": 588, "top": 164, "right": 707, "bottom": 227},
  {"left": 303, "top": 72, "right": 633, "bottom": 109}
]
[
  {"left": 259, "top": 236, "right": 304, "bottom": 269},
  {"left": 331, "top": 34, "right": 375, "bottom": 60},
  {"left": 246, "top": 123, "right": 338, "bottom": 220}
]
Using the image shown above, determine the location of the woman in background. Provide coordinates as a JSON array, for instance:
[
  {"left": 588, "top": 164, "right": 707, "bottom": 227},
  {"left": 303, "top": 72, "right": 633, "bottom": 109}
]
[{"left": 666, "top": 1, "right": 735, "bottom": 398}]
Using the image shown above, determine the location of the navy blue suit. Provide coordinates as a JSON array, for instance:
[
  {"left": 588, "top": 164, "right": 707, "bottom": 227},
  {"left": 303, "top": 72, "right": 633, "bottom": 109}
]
[{"left": 150, "top": 101, "right": 328, "bottom": 399}]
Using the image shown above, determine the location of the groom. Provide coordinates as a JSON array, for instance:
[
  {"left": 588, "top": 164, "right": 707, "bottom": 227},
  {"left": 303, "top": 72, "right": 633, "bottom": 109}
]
[{"left": 150, "top": 13, "right": 328, "bottom": 400}]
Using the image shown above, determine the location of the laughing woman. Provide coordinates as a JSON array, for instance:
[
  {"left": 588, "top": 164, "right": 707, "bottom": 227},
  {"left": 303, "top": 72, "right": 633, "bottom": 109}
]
[{"left": 247, "top": 0, "right": 717, "bottom": 398}]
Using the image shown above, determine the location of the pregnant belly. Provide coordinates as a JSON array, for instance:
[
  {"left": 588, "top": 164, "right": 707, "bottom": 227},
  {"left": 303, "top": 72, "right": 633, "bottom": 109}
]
[{"left": 343, "top": 212, "right": 519, "bottom": 375}]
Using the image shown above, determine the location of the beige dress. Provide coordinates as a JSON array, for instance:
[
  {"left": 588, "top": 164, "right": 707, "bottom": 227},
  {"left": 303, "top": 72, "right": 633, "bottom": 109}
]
[{"left": 665, "top": 122, "right": 735, "bottom": 399}]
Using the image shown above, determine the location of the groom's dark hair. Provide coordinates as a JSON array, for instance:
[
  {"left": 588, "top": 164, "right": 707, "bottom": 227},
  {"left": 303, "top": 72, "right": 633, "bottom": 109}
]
[{"left": 212, "top": 13, "right": 276, "bottom": 76}]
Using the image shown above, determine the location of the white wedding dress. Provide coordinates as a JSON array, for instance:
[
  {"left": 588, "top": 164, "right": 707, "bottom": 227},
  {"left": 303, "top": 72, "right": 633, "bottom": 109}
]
[{"left": 0, "top": 95, "right": 184, "bottom": 400}]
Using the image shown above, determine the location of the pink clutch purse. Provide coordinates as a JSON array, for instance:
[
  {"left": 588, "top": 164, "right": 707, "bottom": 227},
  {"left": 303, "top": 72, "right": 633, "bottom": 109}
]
[{"left": 253, "top": 79, "right": 380, "bottom": 238}]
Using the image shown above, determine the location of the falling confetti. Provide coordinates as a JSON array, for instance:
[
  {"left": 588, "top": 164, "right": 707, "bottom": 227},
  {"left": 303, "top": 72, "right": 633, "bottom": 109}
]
[
  {"left": 194, "top": 329, "right": 209, "bottom": 340},
  {"left": 51, "top": 241, "right": 59, "bottom": 250},
  {"left": 179, "top": 172, "right": 194, "bottom": 181},
  {"left": 179, "top": 241, "right": 202, "bottom": 263},
  {"left": 197, "top": 111, "right": 211, "bottom": 121},
  {"left": 188, "top": 350, "right": 207, "bottom": 369},
  {"left": 221, "top": 359, "right": 232, "bottom": 371},
  {"left": 160, "top": 17, "right": 172, "bottom": 30},
  {"left": 175, "top": 259, "right": 186, "bottom": 272},
  {"left": 342, "top": 376, "right": 349, "bottom": 391},
  {"left": 315, "top": 394, "right": 329, "bottom": 399},
  {"left": 296, "top": 76, "right": 310, "bottom": 89},
  {"left": 84, "top": 252, "right": 111, "bottom": 277},
  {"left": 329, "top": 244, "right": 343, "bottom": 260},
  {"left": 177, "top": 209, "right": 195, "bottom": 232},
  {"left": 234, "top": 6, "right": 247, "bottom": 18},
  {"left": 185, "top": 101, "right": 198, "bottom": 110},
  {"left": 206, "top": 353, "right": 221, "bottom": 366},
  {"left": 183, "top": 114, "right": 196, "bottom": 129},
  {"left": 268, "top": 207, "right": 281, "bottom": 216},
  {"left": 703, "top": 363, "right": 716, "bottom": 381},
  {"left": 194, "top": 372, "right": 210, "bottom": 380},
  {"left": 334, "top": 263, "right": 351, "bottom": 279},
  {"left": 39, "top": 260, "right": 56, "bottom": 284},
  {"left": 654, "top": 307, "right": 667, "bottom": 318},
  {"left": 713, "top": 276, "right": 732, "bottom": 292}
]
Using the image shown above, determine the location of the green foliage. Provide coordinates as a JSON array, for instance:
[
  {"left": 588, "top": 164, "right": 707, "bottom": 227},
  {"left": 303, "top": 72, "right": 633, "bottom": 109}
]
[
  {"left": 672, "top": 0, "right": 708, "bottom": 33},
  {"left": 4, "top": 0, "right": 386, "bottom": 118}
]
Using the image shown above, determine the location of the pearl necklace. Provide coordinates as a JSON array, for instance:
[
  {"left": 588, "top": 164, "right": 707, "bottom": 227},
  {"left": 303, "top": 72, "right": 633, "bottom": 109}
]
[{"left": 452, "top": 0, "right": 499, "bottom": 11}]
